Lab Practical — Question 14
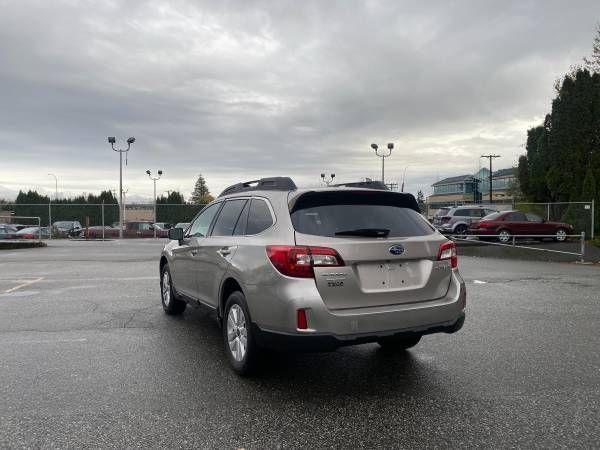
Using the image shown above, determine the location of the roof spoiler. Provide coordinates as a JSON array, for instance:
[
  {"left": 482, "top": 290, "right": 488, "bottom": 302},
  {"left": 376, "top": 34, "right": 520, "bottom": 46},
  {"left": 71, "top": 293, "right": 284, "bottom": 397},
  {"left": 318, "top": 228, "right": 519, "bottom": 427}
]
[{"left": 219, "top": 177, "right": 297, "bottom": 197}]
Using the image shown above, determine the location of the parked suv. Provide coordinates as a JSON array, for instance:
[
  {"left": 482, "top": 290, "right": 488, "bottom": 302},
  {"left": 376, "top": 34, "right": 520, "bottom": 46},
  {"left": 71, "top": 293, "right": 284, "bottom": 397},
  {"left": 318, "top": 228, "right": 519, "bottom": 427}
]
[
  {"left": 434, "top": 206, "right": 497, "bottom": 235},
  {"left": 159, "top": 177, "right": 466, "bottom": 374}
]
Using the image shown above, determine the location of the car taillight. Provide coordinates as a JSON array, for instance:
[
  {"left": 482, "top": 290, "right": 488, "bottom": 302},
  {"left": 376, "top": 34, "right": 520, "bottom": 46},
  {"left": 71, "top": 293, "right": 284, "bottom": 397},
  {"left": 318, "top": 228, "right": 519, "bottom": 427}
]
[
  {"left": 440, "top": 216, "right": 451, "bottom": 224},
  {"left": 437, "top": 241, "right": 457, "bottom": 268},
  {"left": 266, "top": 245, "right": 345, "bottom": 278},
  {"left": 478, "top": 220, "right": 493, "bottom": 228}
]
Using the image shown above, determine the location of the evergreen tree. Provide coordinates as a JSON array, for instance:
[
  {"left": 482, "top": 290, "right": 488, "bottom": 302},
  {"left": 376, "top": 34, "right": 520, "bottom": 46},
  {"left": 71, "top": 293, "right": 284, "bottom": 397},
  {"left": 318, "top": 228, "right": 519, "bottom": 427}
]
[
  {"left": 583, "top": 23, "right": 600, "bottom": 73},
  {"left": 190, "top": 174, "right": 213, "bottom": 204},
  {"left": 416, "top": 190, "right": 425, "bottom": 211},
  {"left": 582, "top": 167, "right": 597, "bottom": 201}
]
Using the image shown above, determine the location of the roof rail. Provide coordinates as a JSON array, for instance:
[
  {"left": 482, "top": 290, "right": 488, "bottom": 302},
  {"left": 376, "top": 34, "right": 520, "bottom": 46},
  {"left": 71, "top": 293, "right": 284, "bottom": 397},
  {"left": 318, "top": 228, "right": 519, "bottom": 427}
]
[
  {"left": 218, "top": 177, "right": 297, "bottom": 197},
  {"left": 332, "top": 180, "right": 389, "bottom": 190}
]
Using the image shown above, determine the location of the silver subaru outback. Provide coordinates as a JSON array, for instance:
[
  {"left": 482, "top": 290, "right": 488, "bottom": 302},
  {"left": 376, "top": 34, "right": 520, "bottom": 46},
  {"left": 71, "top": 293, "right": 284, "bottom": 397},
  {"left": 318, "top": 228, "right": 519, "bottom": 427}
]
[{"left": 159, "top": 177, "right": 466, "bottom": 374}]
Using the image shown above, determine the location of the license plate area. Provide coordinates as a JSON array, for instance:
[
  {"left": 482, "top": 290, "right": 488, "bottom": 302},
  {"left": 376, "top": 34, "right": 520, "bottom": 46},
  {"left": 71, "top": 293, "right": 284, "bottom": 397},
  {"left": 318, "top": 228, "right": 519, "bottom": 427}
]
[{"left": 356, "top": 261, "right": 422, "bottom": 291}]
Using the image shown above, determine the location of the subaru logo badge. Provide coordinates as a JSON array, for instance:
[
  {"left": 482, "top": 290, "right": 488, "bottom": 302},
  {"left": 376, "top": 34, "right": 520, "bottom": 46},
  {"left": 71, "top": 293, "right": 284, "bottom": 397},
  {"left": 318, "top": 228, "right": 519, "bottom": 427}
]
[{"left": 389, "top": 244, "right": 405, "bottom": 255}]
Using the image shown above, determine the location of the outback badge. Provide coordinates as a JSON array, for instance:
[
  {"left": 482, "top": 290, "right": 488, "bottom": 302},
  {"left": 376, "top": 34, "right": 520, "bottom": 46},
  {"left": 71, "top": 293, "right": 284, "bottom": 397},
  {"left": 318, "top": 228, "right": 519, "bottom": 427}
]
[{"left": 389, "top": 244, "right": 405, "bottom": 256}]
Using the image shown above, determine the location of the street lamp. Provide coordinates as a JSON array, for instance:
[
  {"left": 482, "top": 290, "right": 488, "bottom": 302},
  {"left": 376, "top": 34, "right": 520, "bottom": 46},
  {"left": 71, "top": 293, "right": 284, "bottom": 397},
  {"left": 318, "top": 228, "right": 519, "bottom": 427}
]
[
  {"left": 372, "top": 142, "right": 394, "bottom": 184},
  {"left": 47, "top": 173, "right": 58, "bottom": 200},
  {"left": 320, "top": 173, "right": 335, "bottom": 186},
  {"left": 147, "top": 169, "right": 163, "bottom": 238},
  {"left": 480, "top": 154, "right": 500, "bottom": 205},
  {"left": 108, "top": 136, "right": 135, "bottom": 238}
]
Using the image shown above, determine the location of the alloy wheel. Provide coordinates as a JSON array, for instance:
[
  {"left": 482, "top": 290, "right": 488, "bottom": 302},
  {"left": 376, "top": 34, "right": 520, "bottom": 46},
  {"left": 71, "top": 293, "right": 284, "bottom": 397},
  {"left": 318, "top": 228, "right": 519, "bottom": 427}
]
[
  {"left": 162, "top": 271, "right": 171, "bottom": 307},
  {"left": 499, "top": 230, "right": 511, "bottom": 243},
  {"left": 556, "top": 229, "right": 567, "bottom": 242},
  {"left": 227, "top": 304, "right": 248, "bottom": 362}
]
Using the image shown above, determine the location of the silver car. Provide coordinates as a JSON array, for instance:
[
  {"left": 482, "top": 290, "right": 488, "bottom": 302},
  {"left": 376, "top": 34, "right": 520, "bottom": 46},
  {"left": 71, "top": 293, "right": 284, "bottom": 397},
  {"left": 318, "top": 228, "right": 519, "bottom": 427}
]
[
  {"left": 159, "top": 177, "right": 466, "bottom": 374},
  {"left": 434, "top": 206, "right": 497, "bottom": 235}
]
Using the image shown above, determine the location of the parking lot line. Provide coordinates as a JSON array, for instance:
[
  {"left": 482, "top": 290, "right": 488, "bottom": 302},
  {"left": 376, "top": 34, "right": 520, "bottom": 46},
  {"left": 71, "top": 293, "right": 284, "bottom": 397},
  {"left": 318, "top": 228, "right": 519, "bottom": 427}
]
[{"left": 4, "top": 277, "right": 44, "bottom": 294}]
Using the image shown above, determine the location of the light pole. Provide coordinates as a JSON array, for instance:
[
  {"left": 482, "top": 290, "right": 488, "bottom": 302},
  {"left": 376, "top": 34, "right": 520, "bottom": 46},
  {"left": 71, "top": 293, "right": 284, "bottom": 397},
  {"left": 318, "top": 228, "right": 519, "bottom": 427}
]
[
  {"left": 401, "top": 167, "right": 408, "bottom": 192},
  {"left": 480, "top": 154, "right": 500, "bottom": 205},
  {"left": 48, "top": 173, "right": 58, "bottom": 200},
  {"left": 371, "top": 143, "right": 394, "bottom": 184},
  {"left": 320, "top": 173, "right": 335, "bottom": 186},
  {"left": 108, "top": 136, "right": 135, "bottom": 239},
  {"left": 146, "top": 169, "right": 163, "bottom": 238}
]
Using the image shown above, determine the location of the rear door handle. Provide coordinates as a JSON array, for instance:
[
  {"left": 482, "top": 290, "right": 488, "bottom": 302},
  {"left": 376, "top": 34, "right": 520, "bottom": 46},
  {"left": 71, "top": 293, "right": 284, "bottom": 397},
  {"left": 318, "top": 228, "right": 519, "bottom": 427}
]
[{"left": 217, "top": 247, "right": 231, "bottom": 257}]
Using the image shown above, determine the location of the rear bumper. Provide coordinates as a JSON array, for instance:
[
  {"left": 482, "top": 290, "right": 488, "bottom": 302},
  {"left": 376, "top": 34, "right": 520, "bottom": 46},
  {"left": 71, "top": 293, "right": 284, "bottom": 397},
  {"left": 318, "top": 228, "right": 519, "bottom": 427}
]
[
  {"left": 245, "top": 270, "right": 466, "bottom": 351},
  {"left": 253, "top": 312, "right": 465, "bottom": 352}
]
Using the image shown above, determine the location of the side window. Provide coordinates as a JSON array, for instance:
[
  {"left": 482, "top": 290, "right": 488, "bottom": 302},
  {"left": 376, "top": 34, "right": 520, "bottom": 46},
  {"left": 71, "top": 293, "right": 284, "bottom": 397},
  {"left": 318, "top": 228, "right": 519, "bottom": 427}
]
[
  {"left": 506, "top": 212, "right": 526, "bottom": 221},
  {"left": 188, "top": 203, "right": 221, "bottom": 237},
  {"left": 211, "top": 199, "right": 248, "bottom": 236},
  {"left": 233, "top": 200, "right": 250, "bottom": 236},
  {"left": 525, "top": 213, "right": 542, "bottom": 222},
  {"left": 246, "top": 199, "right": 274, "bottom": 235},
  {"left": 456, "top": 209, "right": 469, "bottom": 217}
]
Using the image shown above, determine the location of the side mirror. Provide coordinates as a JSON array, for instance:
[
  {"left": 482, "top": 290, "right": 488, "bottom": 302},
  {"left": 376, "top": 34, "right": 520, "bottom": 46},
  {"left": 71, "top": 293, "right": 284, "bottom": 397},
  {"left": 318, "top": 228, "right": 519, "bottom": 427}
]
[{"left": 168, "top": 227, "right": 184, "bottom": 241}]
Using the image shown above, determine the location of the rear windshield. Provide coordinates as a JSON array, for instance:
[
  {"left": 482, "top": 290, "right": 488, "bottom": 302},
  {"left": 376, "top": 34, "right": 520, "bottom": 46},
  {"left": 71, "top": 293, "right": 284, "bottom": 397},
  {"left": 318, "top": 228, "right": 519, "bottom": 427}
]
[
  {"left": 482, "top": 212, "right": 502, "bottom": 220},
  {"left": 435, "top": 208, "right": 450, "bottom": 216},
  {"left": 290, "top": 191, "right": 434, "bottom": 238}
]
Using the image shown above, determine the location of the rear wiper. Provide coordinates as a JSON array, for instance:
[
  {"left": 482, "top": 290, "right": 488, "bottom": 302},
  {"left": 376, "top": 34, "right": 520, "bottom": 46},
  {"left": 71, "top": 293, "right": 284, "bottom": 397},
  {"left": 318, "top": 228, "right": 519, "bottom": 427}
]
[{"left": 334, "top": 228, "right": 390, "bottom": 237}]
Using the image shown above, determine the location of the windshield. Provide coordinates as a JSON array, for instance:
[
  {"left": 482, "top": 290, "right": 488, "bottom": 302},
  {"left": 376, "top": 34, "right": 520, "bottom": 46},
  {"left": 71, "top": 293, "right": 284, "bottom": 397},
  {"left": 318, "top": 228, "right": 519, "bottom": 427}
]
[{"left": 54, "top": 221, "right": 73, "bottom": 228}]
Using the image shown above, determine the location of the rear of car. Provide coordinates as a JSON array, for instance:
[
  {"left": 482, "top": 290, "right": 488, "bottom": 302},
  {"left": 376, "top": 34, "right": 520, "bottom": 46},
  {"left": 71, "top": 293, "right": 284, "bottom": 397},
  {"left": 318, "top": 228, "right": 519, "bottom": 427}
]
[
  {"left": 160, "top": 181, "right": 466, "bottom": 375},
  {"left": 246, "top": 189, "right": 466, "bottom": 351}
]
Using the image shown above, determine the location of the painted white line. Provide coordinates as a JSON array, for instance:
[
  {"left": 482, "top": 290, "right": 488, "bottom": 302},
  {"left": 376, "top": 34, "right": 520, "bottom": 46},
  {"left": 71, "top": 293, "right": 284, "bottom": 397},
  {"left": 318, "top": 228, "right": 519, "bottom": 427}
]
[
  {"left": 10, "top": 338, "right": 88, "bottom": 345},
  {"left": 4, "top": 277, "right": 44, "bottom": 293},
  {"left": 473, "top": 280, "right": 487, "bottom": 284}
]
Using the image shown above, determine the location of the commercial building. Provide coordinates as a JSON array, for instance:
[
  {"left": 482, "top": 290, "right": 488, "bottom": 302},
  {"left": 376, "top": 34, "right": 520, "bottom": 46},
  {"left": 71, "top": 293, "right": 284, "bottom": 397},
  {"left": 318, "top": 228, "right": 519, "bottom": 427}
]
[{"left": 427, "top": 167, "right": 516, "bottom": 208}]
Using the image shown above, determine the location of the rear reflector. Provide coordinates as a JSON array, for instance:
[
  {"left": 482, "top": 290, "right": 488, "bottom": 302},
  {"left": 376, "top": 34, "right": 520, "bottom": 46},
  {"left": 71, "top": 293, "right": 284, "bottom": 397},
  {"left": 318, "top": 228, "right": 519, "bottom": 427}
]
[
  {"left": 297, "top": 309, "right": 308, "bottom": 330},
  {"left": 437, "top": 241, "right": 458, "bottom": 268},
  {"left": 266, "top": 245, "right": 344, "bottom": 278}
]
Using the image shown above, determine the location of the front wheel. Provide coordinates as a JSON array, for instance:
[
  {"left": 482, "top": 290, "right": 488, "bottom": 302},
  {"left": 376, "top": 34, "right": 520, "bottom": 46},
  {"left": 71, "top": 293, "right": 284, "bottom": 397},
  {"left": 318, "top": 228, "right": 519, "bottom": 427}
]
[
  {"left": 377, "top": 334, "right": 422, "bottom": 350},
  {"left": 160, "top": 264, "right": 186, "bottom": 315},
  {"left": 555, "top": 228, "right": 568, "bottom": 242},
  {"left": 223, "top": 292, "right": 259, "bottom": 375}
]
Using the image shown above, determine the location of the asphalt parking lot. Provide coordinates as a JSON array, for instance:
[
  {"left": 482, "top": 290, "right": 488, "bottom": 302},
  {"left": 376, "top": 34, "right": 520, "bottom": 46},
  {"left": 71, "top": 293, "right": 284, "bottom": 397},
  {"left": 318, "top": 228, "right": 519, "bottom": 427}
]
[{"left": 1, "top": 240, "right": 599, "bottom": 448}]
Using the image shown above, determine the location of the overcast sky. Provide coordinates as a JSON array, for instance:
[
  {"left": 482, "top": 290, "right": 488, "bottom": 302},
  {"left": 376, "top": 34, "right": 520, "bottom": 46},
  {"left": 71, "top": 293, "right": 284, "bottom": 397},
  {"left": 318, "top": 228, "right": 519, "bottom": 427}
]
[{"left": 1, "top": 0, "right": 598, "bottom": 201}]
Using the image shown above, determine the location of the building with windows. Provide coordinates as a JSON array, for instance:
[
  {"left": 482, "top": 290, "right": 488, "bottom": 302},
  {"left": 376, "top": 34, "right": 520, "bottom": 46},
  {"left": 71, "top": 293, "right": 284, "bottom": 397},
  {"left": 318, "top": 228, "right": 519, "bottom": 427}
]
[{"left": 427, "top": 167, "right": 516, "bottom": 208}]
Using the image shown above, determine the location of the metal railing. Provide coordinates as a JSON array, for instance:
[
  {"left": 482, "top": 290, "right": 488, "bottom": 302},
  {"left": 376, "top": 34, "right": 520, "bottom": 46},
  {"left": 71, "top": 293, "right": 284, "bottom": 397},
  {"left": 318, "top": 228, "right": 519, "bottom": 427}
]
[{"left": 449, "top": 232, "right": 587, "bottom": 262}]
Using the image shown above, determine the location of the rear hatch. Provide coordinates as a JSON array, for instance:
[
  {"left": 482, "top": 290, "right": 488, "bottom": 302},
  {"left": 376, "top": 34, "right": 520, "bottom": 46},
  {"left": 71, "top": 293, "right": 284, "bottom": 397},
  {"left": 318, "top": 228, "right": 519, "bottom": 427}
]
[{"left": 290, "top": 190, "right": 451, "bottom": 310}]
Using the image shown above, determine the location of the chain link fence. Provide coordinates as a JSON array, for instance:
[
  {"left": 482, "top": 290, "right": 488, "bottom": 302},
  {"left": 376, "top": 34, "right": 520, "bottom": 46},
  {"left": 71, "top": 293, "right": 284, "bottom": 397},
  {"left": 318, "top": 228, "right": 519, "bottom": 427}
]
[
  {"left": 515, "top": 201, "right": 595, "bottom": 238},
  {"left": 424, "top": 200, "right": 595, "bottom": 239},
  {"left": 0, "top": 203, "right": 204, "bottom": 239}
]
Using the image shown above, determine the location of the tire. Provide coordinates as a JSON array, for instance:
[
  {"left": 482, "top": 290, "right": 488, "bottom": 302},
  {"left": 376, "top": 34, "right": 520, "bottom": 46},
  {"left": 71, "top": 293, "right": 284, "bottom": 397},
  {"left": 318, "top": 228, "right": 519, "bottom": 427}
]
[
  {"left": 223, "top": 291, "right": 259, "bottom": 376},
  {"left": 454, "top": 224, "right": 468, "bottom": 235},
  {"left": 497, "top": 229, "right": 511, "bottom": 243},
  {"left": 377, "top": 334, "right": 422, "bottom": 350},
  {"left": 160, "top": 263, "right": 186, "bottom": 315},
  {"left": 555, "top": 228, "right": 568, "bottom": 242}
]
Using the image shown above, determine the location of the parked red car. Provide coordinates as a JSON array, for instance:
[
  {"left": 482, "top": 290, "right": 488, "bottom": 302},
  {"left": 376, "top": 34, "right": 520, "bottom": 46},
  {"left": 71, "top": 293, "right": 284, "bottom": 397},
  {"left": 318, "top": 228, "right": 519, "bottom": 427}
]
[
  {"left": 469, "top": 211, "right": 574, "bottom": 243},
  {"left": 79, "top": 222, "right": 169, "bottom": 239}
]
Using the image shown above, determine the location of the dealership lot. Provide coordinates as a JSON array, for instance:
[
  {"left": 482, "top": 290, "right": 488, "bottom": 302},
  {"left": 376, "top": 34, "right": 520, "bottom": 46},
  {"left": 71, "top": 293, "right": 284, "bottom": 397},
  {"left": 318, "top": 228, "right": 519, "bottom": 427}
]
[{"left": 0, "top": 240, "right": 599, "bottom": 448}]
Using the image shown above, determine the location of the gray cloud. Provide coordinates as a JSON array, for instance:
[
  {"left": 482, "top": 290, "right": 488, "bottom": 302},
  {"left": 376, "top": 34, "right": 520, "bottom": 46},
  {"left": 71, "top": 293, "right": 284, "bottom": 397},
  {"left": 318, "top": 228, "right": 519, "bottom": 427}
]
[{"left": 0, "top": 0, "right": 598, "bottom": 200}]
